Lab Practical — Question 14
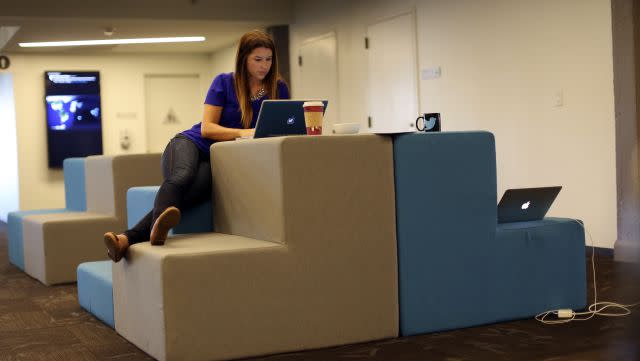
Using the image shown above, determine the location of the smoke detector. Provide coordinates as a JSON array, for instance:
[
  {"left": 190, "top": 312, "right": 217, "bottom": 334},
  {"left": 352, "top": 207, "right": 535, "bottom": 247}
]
[{"left": 103, "top": 27, "right": 116, "bottom": 37}]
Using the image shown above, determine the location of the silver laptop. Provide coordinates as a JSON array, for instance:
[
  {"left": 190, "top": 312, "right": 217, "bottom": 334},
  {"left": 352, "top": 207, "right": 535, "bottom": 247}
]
[{"left": 497, "top": 186, "right": 562, "bottom": 223}]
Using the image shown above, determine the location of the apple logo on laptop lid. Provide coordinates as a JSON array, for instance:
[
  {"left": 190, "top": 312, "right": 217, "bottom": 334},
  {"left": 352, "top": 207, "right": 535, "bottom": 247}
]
[{"left": 521, "top": 201, "right": 531, "bottom": 210}]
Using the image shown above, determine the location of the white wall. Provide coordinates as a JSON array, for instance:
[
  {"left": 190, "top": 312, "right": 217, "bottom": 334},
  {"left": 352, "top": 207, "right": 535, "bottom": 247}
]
[
  {"left": 0, "top": 73, "right": 20, "bottom": 222},
  {"left": 9, "top": 53, "right": 212, "bottom": 211},
  {"left": 209, "top": 42, "right": 238, "bottom": 77},
  {"left": 291, "top": 0, "right": 618, "bottom": 248}
]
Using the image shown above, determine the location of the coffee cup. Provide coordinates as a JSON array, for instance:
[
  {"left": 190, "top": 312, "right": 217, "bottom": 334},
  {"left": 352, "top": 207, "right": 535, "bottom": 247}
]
[{"left": 303, "top": 101, "right": 325, "bottom": 135}]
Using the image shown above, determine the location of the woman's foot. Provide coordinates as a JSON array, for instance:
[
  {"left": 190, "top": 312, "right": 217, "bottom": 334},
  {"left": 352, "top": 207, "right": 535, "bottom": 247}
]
[
  {"left": 103, "top": 232, "right": 129, "bottom": 262},
  {"left": 150, "top": 206, "right": 181, "bottom": 246}
]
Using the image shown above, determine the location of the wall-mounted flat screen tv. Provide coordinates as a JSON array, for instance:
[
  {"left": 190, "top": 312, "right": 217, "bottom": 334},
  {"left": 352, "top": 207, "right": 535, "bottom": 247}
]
[{"left": 44, "top": 71, "right": 103, "bottom": 168}]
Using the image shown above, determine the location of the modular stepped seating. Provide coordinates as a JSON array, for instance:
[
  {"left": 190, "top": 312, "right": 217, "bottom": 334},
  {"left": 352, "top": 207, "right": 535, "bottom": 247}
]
[
  {"left": 21, "top": 154, "right": 162, "bottom": 285},
  {"left": 113, "top": 135, "right": 399, "bottom": 361},
  {"left": 392, "top": 132, "right": 586, "bottom": 335},
  {"left": 75, "top": 132, "right": 586, "bottom": 361},
  {"left": 8, "top": 157, "right": 87, "bottom": 270},
  {"left": 77, "top": 186, "right": 213, "bottom": 328}
]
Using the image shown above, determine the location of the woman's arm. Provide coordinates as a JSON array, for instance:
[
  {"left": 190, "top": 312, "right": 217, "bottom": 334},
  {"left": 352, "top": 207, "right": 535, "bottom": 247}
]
[{"left": 200, "top": 104, "right": 254, "bottom": 141}]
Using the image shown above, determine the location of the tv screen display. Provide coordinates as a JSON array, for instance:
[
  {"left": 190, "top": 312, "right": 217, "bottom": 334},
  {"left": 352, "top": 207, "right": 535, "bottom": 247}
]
[{"left": 44, "top": 71, "right": 103, "bottom": 168}]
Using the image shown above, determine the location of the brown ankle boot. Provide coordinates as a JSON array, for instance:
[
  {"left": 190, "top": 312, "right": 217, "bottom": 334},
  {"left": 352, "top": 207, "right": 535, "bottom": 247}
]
[
  {"left": 149, "top": 206, "right": 181, "bottom": 246},
  {"left": 104, "top": 232, "right": 129, "bottom": 262}
]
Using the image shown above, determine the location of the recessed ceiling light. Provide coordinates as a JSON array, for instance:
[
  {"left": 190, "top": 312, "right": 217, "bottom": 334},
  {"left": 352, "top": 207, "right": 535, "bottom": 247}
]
[
  {"left": 19, "top": 36, "right": 206, "bottom": 47},
  {"left": 103, "top": 27, "right": 116, "bottom": 37}
]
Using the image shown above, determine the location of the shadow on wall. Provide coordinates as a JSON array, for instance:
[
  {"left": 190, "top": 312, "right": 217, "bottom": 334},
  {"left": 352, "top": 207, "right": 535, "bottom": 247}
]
[
  {"left": 612, "top": 0, "right": 640, "bottom": 262},
  {"left": 46, "top": 169, "right": 64, "bottom": 183}
]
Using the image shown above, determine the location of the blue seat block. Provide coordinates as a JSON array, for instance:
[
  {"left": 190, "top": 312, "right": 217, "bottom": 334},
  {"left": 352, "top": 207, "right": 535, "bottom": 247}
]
[
  {"left": 63, "top": 157, "right": 87, "bottom": 212},
  {"left": 77, "top": 261, "right": 114, "bottom": 328},
  {"left": 492, "top": 218, "right": 587, "bottom": 319},
  {"left": 393, "top": 132, "right": 586, "bottom": 336},
  {"left": 126, "top": 186, "right": 213, "bottom": 234},
  {"left": 394, "top": 132, "right": 498, "bottom": 335}
]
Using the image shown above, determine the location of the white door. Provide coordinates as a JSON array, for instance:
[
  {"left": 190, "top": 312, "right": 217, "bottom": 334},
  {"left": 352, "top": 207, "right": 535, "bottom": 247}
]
[
  {"left": 144, "top": 74, "right": 201, "bottom": 153},
  {"left": 297, "top": 32, "right": 339, "bottom": 134},
  {"left": 367, "top": 12, "right": 419, "bottom": 133}
]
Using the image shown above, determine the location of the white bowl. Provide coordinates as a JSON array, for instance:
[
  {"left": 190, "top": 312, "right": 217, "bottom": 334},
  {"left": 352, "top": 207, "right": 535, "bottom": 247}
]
[{"left": 333, "top": 122, "right": 360, "bottom": 135}]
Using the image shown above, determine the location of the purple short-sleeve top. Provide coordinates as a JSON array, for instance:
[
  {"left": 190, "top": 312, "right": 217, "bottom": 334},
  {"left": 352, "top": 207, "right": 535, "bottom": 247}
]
[{"left": 180, "top": 72, "right": 290, "bottom": 155}]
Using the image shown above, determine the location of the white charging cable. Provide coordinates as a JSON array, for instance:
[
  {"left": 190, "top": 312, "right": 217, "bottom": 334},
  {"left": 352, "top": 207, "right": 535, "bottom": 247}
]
[{"left": 535, "top": 219, "right": 640, "bottom": 325}]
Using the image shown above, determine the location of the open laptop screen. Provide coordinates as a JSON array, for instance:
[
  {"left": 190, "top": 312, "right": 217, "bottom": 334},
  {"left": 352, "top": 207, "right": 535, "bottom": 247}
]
[{"left": 254, "top": 100, "right": 328, "bottom": 138}]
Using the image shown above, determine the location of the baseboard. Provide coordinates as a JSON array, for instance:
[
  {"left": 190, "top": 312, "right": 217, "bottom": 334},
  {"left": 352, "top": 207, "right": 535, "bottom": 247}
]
[
  {"left": 614, "top": 239, "right": 640, "bottom": 263},
  {"left": 586, "top": 246, "right": 615, "bottom": 258}
]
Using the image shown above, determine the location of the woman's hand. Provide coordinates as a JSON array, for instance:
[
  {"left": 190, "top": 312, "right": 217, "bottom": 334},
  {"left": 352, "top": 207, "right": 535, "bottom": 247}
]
[{"left": 238, "top": 128, "right": 255, "bottom": 138}]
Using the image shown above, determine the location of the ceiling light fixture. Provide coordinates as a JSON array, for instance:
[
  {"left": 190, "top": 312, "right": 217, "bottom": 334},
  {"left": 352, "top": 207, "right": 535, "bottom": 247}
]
[{"left": 19, "top": 36, "right": 206, "bottom": 47}]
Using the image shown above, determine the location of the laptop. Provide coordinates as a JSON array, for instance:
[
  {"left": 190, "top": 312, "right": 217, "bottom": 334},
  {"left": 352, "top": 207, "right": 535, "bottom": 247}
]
[
  {"left": 497, "top": 186, "right": 562, "bottom": 223},
  {"left": 248, "top": 99, "right": 329, "bottom": 139}
]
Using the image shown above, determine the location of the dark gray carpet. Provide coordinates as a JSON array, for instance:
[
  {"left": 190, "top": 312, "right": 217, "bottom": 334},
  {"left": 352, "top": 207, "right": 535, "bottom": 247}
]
[{"left": 1, "top": 221, "right": 638, "bottom": 361}]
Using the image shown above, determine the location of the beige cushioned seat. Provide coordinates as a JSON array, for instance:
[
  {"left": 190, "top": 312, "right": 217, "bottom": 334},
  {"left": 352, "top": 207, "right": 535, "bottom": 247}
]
[
  {"left": 113, "top": 134, "right": 399, "bottom": 361},
  {"left": 22, "top": 154, "right": 162, "bottom": 285}
]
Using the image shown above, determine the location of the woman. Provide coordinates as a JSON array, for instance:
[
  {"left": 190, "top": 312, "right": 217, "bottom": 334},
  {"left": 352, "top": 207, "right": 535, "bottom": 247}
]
[{"left": 104, "top": 29, "right": 290, "bottom": 262}]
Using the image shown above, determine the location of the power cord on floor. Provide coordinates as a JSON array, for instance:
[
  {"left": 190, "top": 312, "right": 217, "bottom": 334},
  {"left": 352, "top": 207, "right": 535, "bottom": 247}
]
[{"left": 535, "top": 219, "right": 640, "bottom": 325}]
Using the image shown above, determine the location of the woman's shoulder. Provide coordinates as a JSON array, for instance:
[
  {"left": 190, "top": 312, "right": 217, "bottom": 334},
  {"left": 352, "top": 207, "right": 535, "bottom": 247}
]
[
  {"left": 277, "top": 78, "right": 288, "bottom": 88},
  {"left": 211, "top": 72, "right": 236, "bottom": 95},
  {"left": 206, "top": 72, "right": 237, "bottom": 106},
  {"left": 214, "top": 72, "right": 234, "bottom": 83},
  {"left": 277, "top": 78, "right": 290, "bottom": 98}
]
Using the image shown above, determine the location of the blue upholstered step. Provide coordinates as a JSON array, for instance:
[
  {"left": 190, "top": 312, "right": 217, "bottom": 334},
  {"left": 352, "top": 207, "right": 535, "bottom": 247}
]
[
  {"left": 77, "top": 261, "right": 114, "bottom": 328},
  {"left": 63, "top": 157, "right": 87, "bottom": 212},
  {"left": 8, "top": 158, "right": 86, "bottom": 270},
  {"left": 492, "top": 218, "right": 587, "bottom": 319},
  {"left": 126, "top": 186, "right": 213, "bottom": 233},
  {"left": 78, "top": 186, "right": 213, "bottom": 327},
  {"left": 393, "top": 132, "right": 586, "bottom": 336}
]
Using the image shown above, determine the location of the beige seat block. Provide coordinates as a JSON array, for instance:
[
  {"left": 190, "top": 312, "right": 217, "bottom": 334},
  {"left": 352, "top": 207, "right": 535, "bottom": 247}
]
[
  {"left": 22, "top": 153, "right": 162, "bottom": 285},
  {"left": 114, "top": 233, "right": 284, "bottom": 361},
  {"left": 23, "top": 212, "right": 119, "bottom": 285},
  {"left": 114, "top": 134, "right": 399, "bottom": 361}
]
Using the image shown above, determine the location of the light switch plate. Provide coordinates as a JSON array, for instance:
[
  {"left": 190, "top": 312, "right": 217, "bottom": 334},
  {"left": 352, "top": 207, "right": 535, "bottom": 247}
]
[
  {"left": 421, "top": 66, "right": 442, "bottom": 80},
  {"left": 553, "top": 89, "right": 564, "bottom": 107}
]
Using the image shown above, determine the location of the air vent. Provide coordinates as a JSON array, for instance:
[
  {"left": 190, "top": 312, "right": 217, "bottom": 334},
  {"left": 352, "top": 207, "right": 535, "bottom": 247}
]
[{"left": 0, "top": 26, "right": 20, "bottom": 52}]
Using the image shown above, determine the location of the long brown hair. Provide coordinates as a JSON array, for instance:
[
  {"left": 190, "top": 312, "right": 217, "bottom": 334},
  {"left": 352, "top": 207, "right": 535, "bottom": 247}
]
[{"left": 234, "top": 30, "right": 282, "bottom": 129}]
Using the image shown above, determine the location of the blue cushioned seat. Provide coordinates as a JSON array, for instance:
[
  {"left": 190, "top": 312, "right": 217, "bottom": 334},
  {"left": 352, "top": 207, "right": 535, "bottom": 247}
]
[
  {"left": 77, "top": 261, "right": 114, "bottom": 328},
  {"left": 126, "top": 186, "right": 213, "bottom": 233},
  {"left": 8, "top": 158, "right": 86, "bottom": 270},
  {"left": 492, "top": 218, "right": 586, "bottom": 320},
  {"left": 393, "top": 132, "right": 586, "bottom": 336}
]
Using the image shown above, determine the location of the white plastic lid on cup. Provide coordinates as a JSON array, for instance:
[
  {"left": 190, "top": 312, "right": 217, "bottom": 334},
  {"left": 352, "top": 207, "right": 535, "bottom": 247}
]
[{"left": 303, "top": 101, "right": 324, "bottom": 109}]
